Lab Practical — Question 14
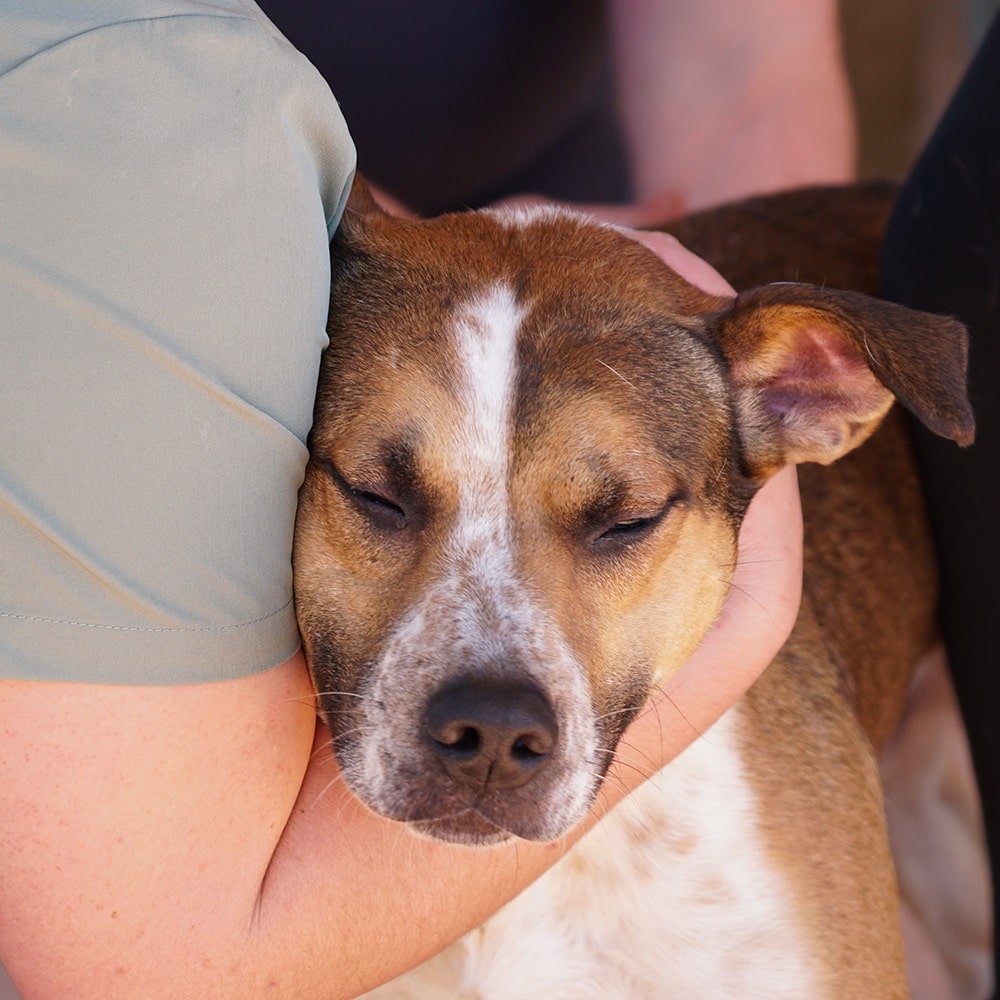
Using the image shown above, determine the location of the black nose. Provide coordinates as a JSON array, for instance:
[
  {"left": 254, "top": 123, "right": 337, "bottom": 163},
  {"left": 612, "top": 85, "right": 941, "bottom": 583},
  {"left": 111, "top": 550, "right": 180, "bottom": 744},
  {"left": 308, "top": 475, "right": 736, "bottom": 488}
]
[{"left": 424, "top": 678, "right": 558, "bottom": 789}]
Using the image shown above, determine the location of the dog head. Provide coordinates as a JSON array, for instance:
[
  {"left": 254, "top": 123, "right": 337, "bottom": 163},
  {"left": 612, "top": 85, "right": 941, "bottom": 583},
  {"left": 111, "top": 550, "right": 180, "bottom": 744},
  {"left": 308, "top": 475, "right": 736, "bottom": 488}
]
[{"left": 294, "top": 180, "right": 973, "bottom": 845}]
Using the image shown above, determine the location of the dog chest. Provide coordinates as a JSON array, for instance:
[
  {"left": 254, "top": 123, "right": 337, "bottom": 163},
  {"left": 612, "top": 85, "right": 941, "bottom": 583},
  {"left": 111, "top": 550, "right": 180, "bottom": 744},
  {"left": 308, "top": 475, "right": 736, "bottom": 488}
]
[{"left": 362, "top": 707, "right": 822, "bottom": 999}]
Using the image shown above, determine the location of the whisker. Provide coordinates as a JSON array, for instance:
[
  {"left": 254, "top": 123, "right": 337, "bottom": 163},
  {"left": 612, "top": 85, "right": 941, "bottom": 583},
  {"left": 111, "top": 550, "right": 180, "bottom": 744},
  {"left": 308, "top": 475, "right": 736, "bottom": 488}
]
[
  {"left": 606, "top": 740, "right": 661, "bottom": 781},
  {"left": 717, "top": 555, "right": 787, "bottom": 571},
  {"left": 723, "top": 578, "right": 770, "bottom": 614},
  {"left": 309, "top": 770, "right": 347, "bottom": 808},
  {"left": 309, "top": 733, "right": 336, "bottom": 765},
  {"left": 662, "top": 690, "right": 705, "bottom": 741},
  {"left": 593, "top": 704, "right": 646, "bottom": 725},
  {"left": 596, "top": 358, "right": 639, "bottom": 391},
  {"left": 285, "top": 689, "right": 370, "bottom": 710}
]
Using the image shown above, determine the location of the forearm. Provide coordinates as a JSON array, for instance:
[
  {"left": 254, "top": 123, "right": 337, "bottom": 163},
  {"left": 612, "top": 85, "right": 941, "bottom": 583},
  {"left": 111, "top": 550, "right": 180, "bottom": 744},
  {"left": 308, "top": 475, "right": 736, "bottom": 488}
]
[
  {"left": 610, "top": 0, "right": 856, "bottom": 218},
  {"left": 250, "top": 699, "right": 678, "bottom": 998}
]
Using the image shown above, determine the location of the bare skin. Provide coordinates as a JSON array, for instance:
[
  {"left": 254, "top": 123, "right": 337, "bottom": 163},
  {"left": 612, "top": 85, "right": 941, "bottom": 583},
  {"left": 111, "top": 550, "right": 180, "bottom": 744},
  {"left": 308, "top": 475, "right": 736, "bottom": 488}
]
[
  {"left": 370, "top": 2, "right": 857, "bottom": 230},
  {"left": 609, "top": 0, "right": 856, "bottom": 222}
]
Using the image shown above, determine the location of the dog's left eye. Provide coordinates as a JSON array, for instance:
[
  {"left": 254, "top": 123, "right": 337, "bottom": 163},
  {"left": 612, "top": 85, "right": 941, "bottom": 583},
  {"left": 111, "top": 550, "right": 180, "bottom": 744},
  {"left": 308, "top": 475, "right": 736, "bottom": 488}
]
[
  {"left": 589, "top": 493, "right": 685, "bottom": 549},
  {"left": 605, "top": 516, "right": 655, "bottom": 537},
  {"left": 595, "top": 514, "right": 660, "bottom": 544}
]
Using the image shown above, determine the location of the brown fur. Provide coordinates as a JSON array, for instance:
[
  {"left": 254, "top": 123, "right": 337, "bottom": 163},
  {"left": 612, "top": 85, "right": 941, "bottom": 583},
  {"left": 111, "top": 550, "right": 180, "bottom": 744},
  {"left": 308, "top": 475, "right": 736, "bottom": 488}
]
[
  {"left": 661, "top": 184, "right": 954, "bottom": 758},
  {"left": 663, "top": 183, "right": 951, "bottom": 751},
  {"left": 296, "top": 203, "right": 748, "bottom": 840},
  {"left": 666, "top": 183, "right": 964, "bottom": 994},
  {"left": 293, "top": 180, "right": 974, "bottom": 996}
]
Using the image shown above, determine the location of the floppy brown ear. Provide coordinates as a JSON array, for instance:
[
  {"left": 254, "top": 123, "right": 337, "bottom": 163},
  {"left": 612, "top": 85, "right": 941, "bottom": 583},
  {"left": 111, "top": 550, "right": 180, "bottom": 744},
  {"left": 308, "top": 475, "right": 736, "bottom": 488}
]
[{"left": 708, "top": 282, "right": 975, "bottom": 479}]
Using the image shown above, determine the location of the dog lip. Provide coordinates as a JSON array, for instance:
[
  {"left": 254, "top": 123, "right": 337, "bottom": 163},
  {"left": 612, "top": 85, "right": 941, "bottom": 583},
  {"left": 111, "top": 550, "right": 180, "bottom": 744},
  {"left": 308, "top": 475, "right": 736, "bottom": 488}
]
[
  {"left": 347, "top": 757, "right": 593, "bottom": 843},
  {"left": 407, "top": 789, "right": 583, "bottom": 844},
  {"left": 410, "top": 810, "right": 514, "bottom": 846}
]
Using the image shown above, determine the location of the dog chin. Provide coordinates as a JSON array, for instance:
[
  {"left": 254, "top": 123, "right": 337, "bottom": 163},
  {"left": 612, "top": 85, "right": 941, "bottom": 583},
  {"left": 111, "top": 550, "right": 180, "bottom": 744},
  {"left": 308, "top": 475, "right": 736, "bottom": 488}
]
[
  {"left": 410, "top": 813, "right": 516, "bottom": 847},
  {"left": 407, "top": 800, "right": 588, "bottom": 846}
]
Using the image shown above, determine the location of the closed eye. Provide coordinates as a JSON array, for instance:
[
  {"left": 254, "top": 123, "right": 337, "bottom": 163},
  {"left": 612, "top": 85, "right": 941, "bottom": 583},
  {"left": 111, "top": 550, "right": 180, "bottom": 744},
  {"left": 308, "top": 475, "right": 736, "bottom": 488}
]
[
  {"left": 589, "top": 492, "right": 686, "bottom": 549},
  {"left": 317, "top": 459, "right": 408, "bottom": 531},
  {"left": 601, "top": 515, "right": 659, "bottom": 540},
  {"left": 350, "top": 487, "right": 407, "bottom": 530}
]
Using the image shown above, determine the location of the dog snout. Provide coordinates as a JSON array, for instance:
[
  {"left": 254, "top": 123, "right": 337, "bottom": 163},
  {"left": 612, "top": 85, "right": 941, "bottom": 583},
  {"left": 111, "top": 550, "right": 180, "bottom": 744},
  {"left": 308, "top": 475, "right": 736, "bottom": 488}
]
[{"left": 424, "top": 678, "right": 558, "bottom": 790}]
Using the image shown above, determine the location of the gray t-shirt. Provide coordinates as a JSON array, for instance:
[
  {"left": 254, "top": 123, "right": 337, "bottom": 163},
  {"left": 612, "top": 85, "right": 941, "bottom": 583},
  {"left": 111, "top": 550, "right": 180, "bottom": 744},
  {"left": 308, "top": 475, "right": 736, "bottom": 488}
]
[{"left": 0, "top": 1, "right": 355, "bottom": 683}]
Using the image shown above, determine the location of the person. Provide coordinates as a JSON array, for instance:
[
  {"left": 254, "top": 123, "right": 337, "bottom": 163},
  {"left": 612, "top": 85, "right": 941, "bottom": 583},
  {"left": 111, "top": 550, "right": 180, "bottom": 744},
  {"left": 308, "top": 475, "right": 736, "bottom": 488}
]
[
  {"left": 214, "top": 8, "right": 1000, "bottom": 994},
  {"left": 881, "top": 12, "right": 1000, "bottom": 993},
  {"left": 0, "top": 2, "right": 854, "bottom": 996},
  {"left": 257, "top": 1, "right": 855, "bottom": 223}
]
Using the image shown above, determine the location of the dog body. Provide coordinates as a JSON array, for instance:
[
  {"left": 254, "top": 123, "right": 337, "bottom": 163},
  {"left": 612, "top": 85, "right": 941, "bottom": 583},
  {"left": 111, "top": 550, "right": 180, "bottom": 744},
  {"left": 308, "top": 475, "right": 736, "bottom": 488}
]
[
  {"left": 294, "top": 183, "right": 975, "bottom": 998},
  {"left": 362, "top": 710, "right": 826, "bottom": 999}
]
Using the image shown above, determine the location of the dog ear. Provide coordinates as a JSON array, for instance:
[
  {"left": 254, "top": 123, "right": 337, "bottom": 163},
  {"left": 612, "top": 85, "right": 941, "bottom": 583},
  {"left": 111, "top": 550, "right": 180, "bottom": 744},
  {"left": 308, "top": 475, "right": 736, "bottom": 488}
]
[
  {"left": 333, "top": 174, "right": 385, "bottom": 245},
  {"left": 707, "top": 282, "right": 975, "bottom": 478}
]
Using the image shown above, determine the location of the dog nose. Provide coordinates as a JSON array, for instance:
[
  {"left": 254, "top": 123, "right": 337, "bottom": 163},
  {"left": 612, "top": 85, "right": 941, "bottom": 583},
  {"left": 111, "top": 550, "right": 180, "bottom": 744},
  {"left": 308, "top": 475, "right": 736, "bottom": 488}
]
[{"left": 424, "top": 679, "right": 558, "bottom": 789}]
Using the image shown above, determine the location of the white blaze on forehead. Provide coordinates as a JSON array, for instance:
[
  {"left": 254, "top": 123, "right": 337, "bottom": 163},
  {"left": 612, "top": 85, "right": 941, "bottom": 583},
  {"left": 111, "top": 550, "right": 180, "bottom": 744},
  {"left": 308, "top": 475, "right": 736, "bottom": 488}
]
[
  {"left": 447, "top": 284, "right": 524, "bottom": 550},
  {"left": 353, "top": 281, "right": 601, "bottom": 829}
]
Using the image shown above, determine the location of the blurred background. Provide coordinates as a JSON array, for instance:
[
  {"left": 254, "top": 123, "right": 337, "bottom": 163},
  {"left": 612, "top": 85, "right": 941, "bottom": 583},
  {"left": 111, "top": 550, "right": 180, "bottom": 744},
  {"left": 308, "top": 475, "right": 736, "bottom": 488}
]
[{"left": 842, "top": 0, "right": 991, "bottom": 178}]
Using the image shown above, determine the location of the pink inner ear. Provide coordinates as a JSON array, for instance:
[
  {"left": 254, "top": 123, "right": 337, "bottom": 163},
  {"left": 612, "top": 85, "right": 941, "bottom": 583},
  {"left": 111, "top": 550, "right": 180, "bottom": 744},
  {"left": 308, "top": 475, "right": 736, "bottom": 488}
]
[
  {"left": 760, "top": 324, "right": 886, "bottom": 418},
  {"left": 746, "top": 321, "right": 894, "bottom": 465},
  {"left": 773, "top": 323, "right": 873, "bottom": 388}
]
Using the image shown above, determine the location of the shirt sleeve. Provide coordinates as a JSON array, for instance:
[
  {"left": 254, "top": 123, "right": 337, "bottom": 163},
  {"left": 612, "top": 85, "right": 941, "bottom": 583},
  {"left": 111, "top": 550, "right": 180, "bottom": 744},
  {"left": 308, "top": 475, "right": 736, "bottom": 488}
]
[{"left": 0, "top": 5, "right": 356, "bottom": 683}]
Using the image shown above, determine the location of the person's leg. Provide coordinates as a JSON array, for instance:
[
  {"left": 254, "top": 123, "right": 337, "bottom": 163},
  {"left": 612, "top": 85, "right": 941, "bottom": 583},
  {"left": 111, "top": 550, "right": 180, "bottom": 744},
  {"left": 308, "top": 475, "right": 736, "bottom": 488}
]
[{"left": 881, "top": 14, "right": 1000, "bottom": 991}]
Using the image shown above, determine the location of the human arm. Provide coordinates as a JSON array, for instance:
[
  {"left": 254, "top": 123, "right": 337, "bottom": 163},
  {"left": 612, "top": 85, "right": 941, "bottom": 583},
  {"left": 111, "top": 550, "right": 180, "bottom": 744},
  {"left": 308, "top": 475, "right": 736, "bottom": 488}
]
[
  {"left": 0, "top": 473, "right": 801, "bottom": 1000},
  {"left": 594, "top": 0, "right": 857, "bottom": 225},
  {"left": 465, "top": 1, "right": 855, "bottom": 230},
  {"left": 1, "top": 107, "right": 801, "bottom": 996},
  {"left": 0, "top": 7, "right": 802, "bottom": 994}
]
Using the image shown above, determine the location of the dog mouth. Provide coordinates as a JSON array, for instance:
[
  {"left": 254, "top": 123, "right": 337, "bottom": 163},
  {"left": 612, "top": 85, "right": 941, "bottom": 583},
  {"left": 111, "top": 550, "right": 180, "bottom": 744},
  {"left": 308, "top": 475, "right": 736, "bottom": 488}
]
[
  {"left": 306, "top": 620, "right": 621, "bottom": 844},
  {"left": 410, "top": 809, "right": 517, "bottom": 846},
  {"left": 366, "top": 772, "right": 597, "bottom": 846}
]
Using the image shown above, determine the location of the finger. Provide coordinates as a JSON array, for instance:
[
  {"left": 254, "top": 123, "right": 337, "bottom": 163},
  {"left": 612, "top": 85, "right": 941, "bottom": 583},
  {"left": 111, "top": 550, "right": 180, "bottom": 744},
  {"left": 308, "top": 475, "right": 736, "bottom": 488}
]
[{"left": 626, "top": 229, "right": 737, "bottom": 298}]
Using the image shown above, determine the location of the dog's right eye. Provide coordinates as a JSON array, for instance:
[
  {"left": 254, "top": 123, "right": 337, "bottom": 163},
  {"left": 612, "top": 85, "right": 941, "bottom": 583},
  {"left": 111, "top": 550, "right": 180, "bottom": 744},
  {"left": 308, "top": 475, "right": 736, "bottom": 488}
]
[
  {"left": 349, "top": 486, "right": 408, "bottom": 531},
  {"left": 317, "top": 459, "right": 408, "bottom": 531}
]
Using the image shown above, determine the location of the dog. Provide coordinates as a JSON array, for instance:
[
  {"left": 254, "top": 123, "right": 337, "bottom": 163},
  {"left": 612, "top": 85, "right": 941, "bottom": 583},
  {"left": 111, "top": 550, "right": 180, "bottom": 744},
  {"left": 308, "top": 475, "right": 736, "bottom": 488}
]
[{"left": 293, "top": 178, "right": 977, "bottom": 998}]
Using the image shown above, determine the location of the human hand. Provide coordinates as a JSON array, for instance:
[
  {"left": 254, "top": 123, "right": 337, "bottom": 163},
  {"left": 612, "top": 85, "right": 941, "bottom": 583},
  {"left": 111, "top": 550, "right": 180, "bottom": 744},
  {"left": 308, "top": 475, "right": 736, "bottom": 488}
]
[
  {"left": 611, "top": 464, "right": 802, "bottom": 780},
  {"left": 366, "top": 179, "right": 417, "bottom": 218}
]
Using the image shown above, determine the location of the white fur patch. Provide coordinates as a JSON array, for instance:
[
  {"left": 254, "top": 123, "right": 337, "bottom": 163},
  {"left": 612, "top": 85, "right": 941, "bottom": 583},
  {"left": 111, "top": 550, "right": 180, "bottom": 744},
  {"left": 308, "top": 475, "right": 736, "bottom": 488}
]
[
  {"left": 484, "top": 202, "right": 584, "bottom": 230},
  {"left": 446, "top": 284, "right": 522, "bottom": 570},
  {"left": 362, "top": 707, "right": 822, "bottom": 999},
  {"left": 345, "top": 285, "right": 601, "bottom": 838}
]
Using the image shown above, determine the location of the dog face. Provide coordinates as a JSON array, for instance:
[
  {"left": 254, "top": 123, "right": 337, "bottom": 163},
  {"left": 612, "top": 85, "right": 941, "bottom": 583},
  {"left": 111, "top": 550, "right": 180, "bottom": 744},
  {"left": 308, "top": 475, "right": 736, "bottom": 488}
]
[{"left": 294, "top": 184, "right": 973, "bottom": 845}]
